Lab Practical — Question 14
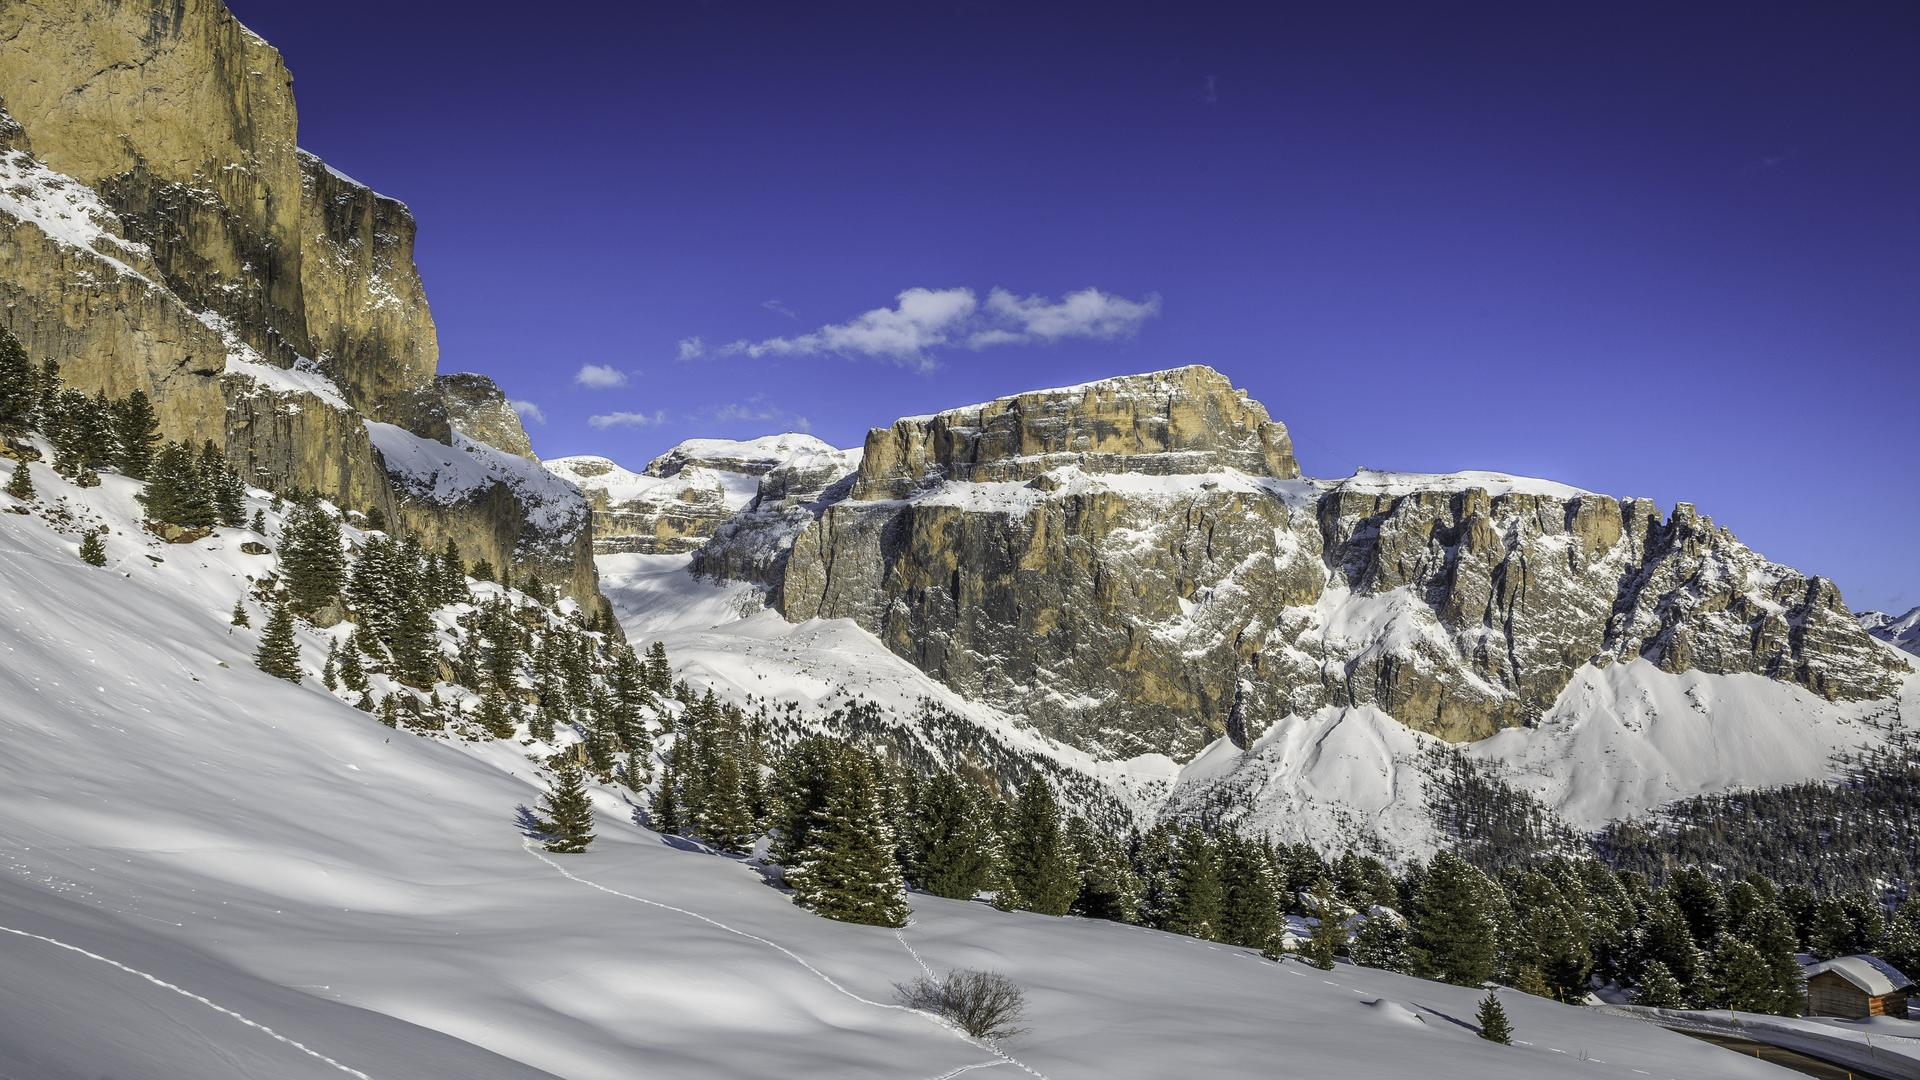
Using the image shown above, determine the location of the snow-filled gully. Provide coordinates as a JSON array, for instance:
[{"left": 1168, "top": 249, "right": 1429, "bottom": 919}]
[
  {"left": 0, "top": 922, "right": 375, "bottom": 1079},
  {"left": 521, "top": 843, "right": 1048, "bottom": 1080}
]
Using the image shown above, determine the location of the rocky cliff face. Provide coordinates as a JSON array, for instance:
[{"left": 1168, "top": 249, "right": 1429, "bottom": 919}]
[
  {"left": 0, "top": 0, "right": 596, "bottom": 603},
  {"left": 699, "top": 367, "right": 1907, "bottom": 759},
  {"left": 436, "top": 373, "right": 537, "bottom": 460},
  {"left": 548, "top": 434, "right": 844, "bottom": 555}
]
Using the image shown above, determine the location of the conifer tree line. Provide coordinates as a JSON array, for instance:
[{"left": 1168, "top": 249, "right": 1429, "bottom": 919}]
[{"left": 647, "top": 705, "right": 1920, "bottom": 1018}]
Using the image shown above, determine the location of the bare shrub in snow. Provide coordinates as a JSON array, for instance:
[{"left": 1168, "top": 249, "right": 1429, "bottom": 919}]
[{"left": 896, "top": 968, "right": 1028, "bottom": 1041}]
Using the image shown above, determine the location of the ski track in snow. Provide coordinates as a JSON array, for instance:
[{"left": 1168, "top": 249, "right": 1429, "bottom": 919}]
[
  {"left": 0, "top": 922, "right": 374, "bottom": 1079},
  {"left": 522, "top": 843, "right": 1050, "bottom": 1080}
]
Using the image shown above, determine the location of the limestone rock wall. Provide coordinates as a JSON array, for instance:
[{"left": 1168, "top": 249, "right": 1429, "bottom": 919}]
[
  {"left": 0, "top": 2, "right": 599, "bottom": 603},
  {"left": 718, "top": 369, "right": 1908, "bottom": 759}
]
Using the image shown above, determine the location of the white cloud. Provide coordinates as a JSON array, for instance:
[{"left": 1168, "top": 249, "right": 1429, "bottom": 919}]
[
  {"left": 573, "top": 363, "right": 629, "bottom": 389},
  {"left": 588, "top": 409, "right": 667, "bottom": 429},
  {"left": 732, "top": 287, "right": 978, "bottom": 373},
  {"left": 676, "top": 336, "right": 705, "bottom": 362},
  {"left": 976, "top": 287, "right": 1162, "bottom": 346},
  {"left": 507, "top": 399, "right": 546, "bottom": 425},
  {"left": 717, "top": 285, "right": 1159, "bottom": 373},
  {"left": 761, "top": 299, "right": 797, "bottom": 319}
]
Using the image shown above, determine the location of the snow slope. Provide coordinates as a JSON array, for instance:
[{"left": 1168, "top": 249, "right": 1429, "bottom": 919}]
[{"left": 0, "top": 455, "right": 1800, "bottom": 1079}]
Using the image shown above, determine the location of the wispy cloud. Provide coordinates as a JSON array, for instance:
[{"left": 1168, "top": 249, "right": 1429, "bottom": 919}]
[
  {"left": 715, "top": 285, "right": 1158, "bottom": 373},
  {"left": 761, "top": 299, "right": 798, "bottom": 319},
  {"left": 691, "top": 395, "right": 813, "bottom": 433},
  {"left": 1202, "top": 74, "right": 1219, "bottom": 104},
  {"left": 675, "top": 337, "right": 705, "bottom": 362},
  {"left": 574, "top": 363, "right": 630, "bottom": 389},
  {"left": 507, "top": 399, "right": 546, "bottom": 425},
  {"left": 588, "top": 409, "right": 667, "bottom": 429}
]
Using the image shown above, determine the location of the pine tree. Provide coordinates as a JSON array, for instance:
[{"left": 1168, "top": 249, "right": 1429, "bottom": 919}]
[
  {"left": 907, "top": 771, "right": 996, "bottom": 900},
  {"left": 1739, "top": 904, "right": 1805, "bottom": 1016},
  {"left": 1350, "top": 911, "right": 1411, "bottom": 972},
  {"left": 1409, "top": 851, "right": 1500, "bottom": 986},
  {"left": 999, "top": 775, "right": 1078, "bottom": 916},
  {"left": 1638, "top": 891, "right": 1706, "bottom": 993},
  {"left": 281, "top": 503, "right": 346, "bottom": 615},
  {"left": 1165, "top": 828, "right": 1225, "bottom": 941},
  {"left": 1635, "top": 959, "right": 1688, "bottom": 1008},
  {"left": 230, "top": 598, "right": 251, "bottom": 627},
  {"left": 254, "top": 599, "right": 302, "bottom": 683},
  {"left": 78, "top": 529, "right": 107, "bottom": 566},
  {"left": 1216, "top": 832, "right": 1281, "bottom": 948},
  {"left": 109, "top": 390, "right": 161, "bottom": 478},
  {"left": 1706, "top": 934, "right": 1776, "bottom": 1013},
  {"left": 1304, "top": 884, "right": 1345, "bottom": 969},
  {"left": 1475, "top": 991, "right": 1513, "bottom": 1044},
  {"left": 1067, "top": 817, "right": 1141, "bottom": 922},
  {"left": 321, "top": 639, "right": 340, "bottom": 691},
  {"left": 338, "top": 631, "right": 369, "bottom": 691},
  {"left": 1882, "top": 897, "right": 1920, "bottom": 978},
  {"left": 769, "top": 736, "right": 841, "bottom": 863},
  {"left": 785, "top": 751, "right": 909, "bottom": 927},
  {"left": 645, "top": 640, "right": 673, "bottom": 695},
  {"left": 249, "top": 508, "right": 266, "bottom": 533},
  {"left": 198, "top": 441, "right": 244, "bottom": 526},
  {"left": 4, "top": 461, "right": 32, "bottom": 501},
  {"left": 0, "top": 325, "right": 34, "bottom": 432},
  {"left": 537, "top": 756, "right": 595, "bottom": 853}
]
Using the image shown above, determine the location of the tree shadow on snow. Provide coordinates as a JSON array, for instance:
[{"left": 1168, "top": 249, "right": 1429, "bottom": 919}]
[
  {"left": 514, "top": 804, "right": 554, "bottom": 846},
  {"left": 1409, "top": 1001, "right": 1481, "bottom": 1035}
]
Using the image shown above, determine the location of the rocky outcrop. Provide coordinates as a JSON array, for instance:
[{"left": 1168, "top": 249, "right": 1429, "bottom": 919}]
[
  {"left": 548, "top": 435, "right": 843, "bottom": 555},
  {"left": 0, "top": 1, "right": 598, "bottom": 603},
  {"left": 436, "top": 373, "right": 536, "bottom": 460},
  {"left": 851, "top": 365, "right": 1297, "bottom": 499},
  {"left": 701, "top": 368, "right": 1908, "bottom": 759}
]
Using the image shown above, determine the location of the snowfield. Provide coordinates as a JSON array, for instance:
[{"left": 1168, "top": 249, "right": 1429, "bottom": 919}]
[{"left": 0, "top": 454, "right": 1821, "bottom": 1079}]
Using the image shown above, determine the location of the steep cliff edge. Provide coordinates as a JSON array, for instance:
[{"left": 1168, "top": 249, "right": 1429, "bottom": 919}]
[
  {"left": 0, "top": 0, "right": 596, "bottom": 602},
  {"left": 701, "top": 366, "right": 1906, "bottom": 759}
]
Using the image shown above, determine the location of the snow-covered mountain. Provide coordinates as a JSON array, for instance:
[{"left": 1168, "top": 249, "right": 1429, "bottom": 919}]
[
  {"left": 1861, "top": 606, "right": 1920, "bottom": 657},
  {"left": 604, "top": 365, "right": 1911, "bottom": 856},
  {"left": 0, "top": 436, "right": 1805, "bottom": 1080},
  {"left": 545, "top": 434, "right": 851, "bottom": 555}
]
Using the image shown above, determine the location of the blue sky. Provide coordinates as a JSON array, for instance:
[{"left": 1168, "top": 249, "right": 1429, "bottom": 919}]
[{"left": 232, "top": 1, "right": 1918, "bottom": 612}]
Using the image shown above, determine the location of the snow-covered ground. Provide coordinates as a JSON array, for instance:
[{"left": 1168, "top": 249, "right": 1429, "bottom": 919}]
[{"left": 0, "top": 454, "right": 1817, "bottom": 1079}]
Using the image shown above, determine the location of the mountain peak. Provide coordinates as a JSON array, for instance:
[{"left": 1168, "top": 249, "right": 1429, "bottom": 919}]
[{"left": 854, "top": 364, "right": 1297, "bottom": 499}]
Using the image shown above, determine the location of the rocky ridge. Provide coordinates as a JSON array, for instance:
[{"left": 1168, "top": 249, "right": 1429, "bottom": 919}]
[
  {"left": 547, "top": 434, "right": 846, "bottom": 555},
  {"left": 690, "top": 366, "right": 1907, "bottom": 760},
  {"left": 0, "top": 0, "right": 595, "bottom": 603},
  {"left": 1860, "top": 607, "right": 1920, "bottom": 658}
]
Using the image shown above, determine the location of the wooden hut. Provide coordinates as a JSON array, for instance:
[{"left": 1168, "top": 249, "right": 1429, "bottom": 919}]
[{"left": 1803, "top": 956, "right": 1913, "bottom": 1019}]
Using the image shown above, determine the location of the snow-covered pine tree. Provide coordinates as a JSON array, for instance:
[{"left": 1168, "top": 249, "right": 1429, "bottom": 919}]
[
  {"left": 4, "top": 460, "right": 33, "bottom": 501},
  {"left": 254, "top": 599, "right": 303, "bottom": 683},
  {"left": 1350, "top": 910, "right": 1411, "bottom": 972},
  {"left": 999, "top": 775, "right": 1077, "bottom": 917},
  {"left": 1216, "top": 832, "right": 1281, "bottom": 949},
  {"left": 476, "top": 683, "right": 517, "bottom": 739},
  {"left": 1475, "top": 991, "right": 1512, "bottom": 1044},
  {"left": 644, "top": 640, "right": 672, "bottom": 696},
  {"left": 537, "top": 754, "right": 595, "bottom": 853},
  {"left": 1884, "top": 896, "right": 1920, "bottom": 977},
  {"left": 786, "top": 750, "right": 909, "bottom": 927},
  {"left": 198, "top": 441, "right": 246, "bottom": 527},
  {"left": 230, "top": 598, "right": 251, "bottom": 627},
  {"left": 321, "top": 638, "right": 340, "bottom": 691},
  {"left": 1066, "top": 817, "right": 1141, "bottom": 923},
  {"left": 1635, "top": 891, "right": 1705, "bottom": 994},
  {"left": 1634, "top": 959, "right": 1687, "bottom": 1008},
  {"left": 281, "top": 502, "right": 346, "bottom": 614},
  {"left": 78, "top": 529, "right": 106, "bottom": 566},
  {"left": 338, "top": 630, "right": 369, "bottom": 691},
  {"left": 1304, "top": 883, "right": 1344, "bottom": 969},
  {"left": 769, "top": 736, "right": 840, "bottom": 863}
]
